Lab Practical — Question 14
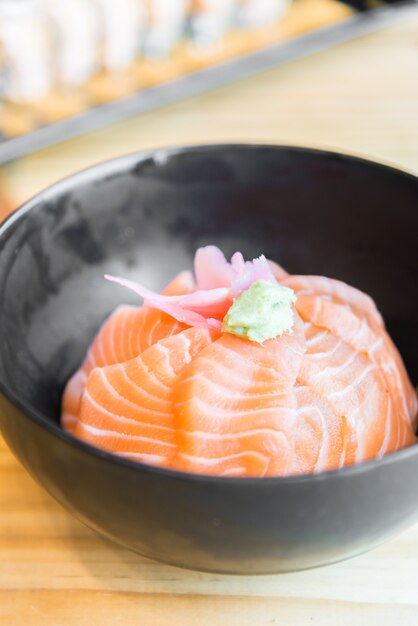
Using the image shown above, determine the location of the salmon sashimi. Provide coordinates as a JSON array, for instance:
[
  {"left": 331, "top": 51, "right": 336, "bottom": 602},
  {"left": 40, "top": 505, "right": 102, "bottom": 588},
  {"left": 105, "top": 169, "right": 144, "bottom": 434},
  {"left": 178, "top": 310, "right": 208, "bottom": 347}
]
[
  {"left": 172, "top": 316, "right": 307, "bottom": 477},
  {"left": 282, "top": 274, "right": 384, "bottom": 331},
  {"left": 61, "top": 246, "right": 417, "bottom": 476},
  {"left": 75, "top": 327, "right": 217, "bottom": 466},
  {"left": 300, "top": 326, "right": 395, "bottom": 467},
  {"left": 296, "top": 295, "right": 417, "bottom": 433},
  {"left": 61, "top": 271, "right": 193, "bottom": 433}
]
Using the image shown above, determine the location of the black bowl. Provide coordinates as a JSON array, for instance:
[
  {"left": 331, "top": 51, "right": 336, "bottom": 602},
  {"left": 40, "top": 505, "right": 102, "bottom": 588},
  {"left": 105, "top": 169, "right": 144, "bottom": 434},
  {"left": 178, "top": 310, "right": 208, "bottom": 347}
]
[{"left": 0, "top": 145, "right": 417, "bottom": 575}]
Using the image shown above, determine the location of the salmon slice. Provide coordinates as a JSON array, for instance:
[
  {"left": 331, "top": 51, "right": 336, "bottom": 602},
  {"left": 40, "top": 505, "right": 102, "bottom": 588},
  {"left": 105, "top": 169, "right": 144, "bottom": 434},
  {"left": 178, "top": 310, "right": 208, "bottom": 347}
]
[
  {"left": 299, "top": 324, "right": 393, "bottom": 466},
  {"left": 161, "top": 270, "right": 195, "bottom": 296},
  {"left": 172, "top": 313, "right": 307, "bottom": 477},
  {"left": 296, "top": 294, "right": 418, "bottom": 436},
  {"left": 292, "top": 385, "right": 344, "bottom": 474},
  {"left": 82, "top": 306, "right": 188, "bottom": 374},
  {"left": 62, "top": 272, "right": 193, "bottom": 433},
  {"left": 75, "top": 327, "right": 216, "bottom": 465},
  {"left": 268, "top": 259, "right": 288, "bottom": 281},
  {"left": 282, "top": 275, "right": 384, "bottom": 331},
  {"left": 61, "top": 369, "right": 88, "bottom": 433}
]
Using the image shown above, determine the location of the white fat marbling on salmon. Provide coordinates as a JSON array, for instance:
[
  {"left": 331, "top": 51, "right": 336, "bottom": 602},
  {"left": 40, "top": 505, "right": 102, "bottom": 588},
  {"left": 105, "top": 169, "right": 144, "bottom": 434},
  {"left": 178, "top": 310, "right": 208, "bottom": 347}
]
[{"left": 62, "top": 247, "right": 417, "bottom": 477}]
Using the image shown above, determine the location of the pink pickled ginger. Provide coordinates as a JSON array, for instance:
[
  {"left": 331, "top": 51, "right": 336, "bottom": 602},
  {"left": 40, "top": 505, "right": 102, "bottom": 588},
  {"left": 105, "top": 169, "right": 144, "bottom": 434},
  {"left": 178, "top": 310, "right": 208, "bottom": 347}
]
[{"left": 105, "top": 246, "right": 283, "bottom": 330}]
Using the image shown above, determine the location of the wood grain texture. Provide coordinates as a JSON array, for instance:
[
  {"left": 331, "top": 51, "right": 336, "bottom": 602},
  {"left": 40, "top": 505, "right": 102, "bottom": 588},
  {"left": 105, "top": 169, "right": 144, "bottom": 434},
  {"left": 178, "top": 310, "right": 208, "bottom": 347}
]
[
  {"left": 1, "top": 14, "right": 418, "bottom": 626},
  {"left": 1, "top": 434, "right": 418, "bottom": 625}
]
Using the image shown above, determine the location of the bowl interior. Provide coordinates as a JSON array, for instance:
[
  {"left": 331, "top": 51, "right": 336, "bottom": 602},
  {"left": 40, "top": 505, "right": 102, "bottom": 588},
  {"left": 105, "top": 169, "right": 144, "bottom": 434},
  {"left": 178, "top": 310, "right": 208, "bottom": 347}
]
[{"left": 0, "top": 145, "right": 417, "bottom": 425}]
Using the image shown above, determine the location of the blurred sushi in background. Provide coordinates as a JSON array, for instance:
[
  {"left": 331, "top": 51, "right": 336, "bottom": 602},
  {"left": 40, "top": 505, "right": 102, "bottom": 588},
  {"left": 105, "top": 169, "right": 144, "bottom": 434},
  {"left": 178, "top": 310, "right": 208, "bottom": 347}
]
[
  {"left": 92, "top": 0, "right": 144, "bottom": 71},
  {"left": 41, "top": 0, "right": 99, "bottom": 117},
  {"left": 236, "top": 0, "right": 290, "bottom": 28},
  {"left": 87, "top": 0, "right": 145, "bottom": 101},
  {"left": 142, "top": 0, "right": 187, "bottom": 58},
  {"left": 1, "top": 0, "right": 357, "bottom": 119},
  {"left": 0, "top": 0, "right": 52, "bottom": 134},
  {"left": 42, "top": 0, "right": 99, "bottom": 88},
  {"left": 0, "top": 0, "right": 52, "bottom": 104},
  {"left": 188, "top": 0, "right": 236, "bottom": 47},
  {"left": 1, "top": 0, "right": 391, "bottom": 152}
]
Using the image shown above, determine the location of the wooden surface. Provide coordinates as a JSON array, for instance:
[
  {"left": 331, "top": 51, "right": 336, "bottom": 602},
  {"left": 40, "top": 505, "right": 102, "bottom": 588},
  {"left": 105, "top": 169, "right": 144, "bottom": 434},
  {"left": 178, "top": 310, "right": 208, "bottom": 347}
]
[{"left": 1, "top": 13, "right": 418, "bottom": 626}]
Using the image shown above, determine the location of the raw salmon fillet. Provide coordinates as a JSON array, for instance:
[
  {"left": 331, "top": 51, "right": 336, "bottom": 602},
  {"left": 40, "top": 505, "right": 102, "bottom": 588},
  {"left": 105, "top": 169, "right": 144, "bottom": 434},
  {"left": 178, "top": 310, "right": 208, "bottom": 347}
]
[
  {"left": 61, "top": 248, "right": 417, "bottom": 476},
  {"left": 75, "top": 327, "right": 217, "bottom": 466},
  {"left": 61, "top": 271, "right": 193, "bottom": 433}
]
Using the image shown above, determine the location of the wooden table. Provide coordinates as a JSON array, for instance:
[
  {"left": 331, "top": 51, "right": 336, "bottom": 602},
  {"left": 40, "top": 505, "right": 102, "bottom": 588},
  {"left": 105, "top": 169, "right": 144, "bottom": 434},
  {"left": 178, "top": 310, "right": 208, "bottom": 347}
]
[{"left": 1, "top": 14, "right": 418, "bottom": 626}]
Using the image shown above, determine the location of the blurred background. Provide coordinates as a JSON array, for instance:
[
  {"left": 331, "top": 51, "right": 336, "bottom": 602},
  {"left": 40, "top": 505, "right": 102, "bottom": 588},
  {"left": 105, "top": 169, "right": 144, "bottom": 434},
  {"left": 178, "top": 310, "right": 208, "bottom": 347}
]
[{"left": 0, "top": 0, "right": 417, "bottom": 218}]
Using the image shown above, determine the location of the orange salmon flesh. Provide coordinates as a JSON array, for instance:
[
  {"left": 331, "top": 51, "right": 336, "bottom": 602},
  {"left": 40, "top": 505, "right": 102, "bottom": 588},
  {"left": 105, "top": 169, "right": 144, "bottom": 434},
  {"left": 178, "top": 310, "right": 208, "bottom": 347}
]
[{"left": 61, "top": 269, "right": 418, "bottom": 477}]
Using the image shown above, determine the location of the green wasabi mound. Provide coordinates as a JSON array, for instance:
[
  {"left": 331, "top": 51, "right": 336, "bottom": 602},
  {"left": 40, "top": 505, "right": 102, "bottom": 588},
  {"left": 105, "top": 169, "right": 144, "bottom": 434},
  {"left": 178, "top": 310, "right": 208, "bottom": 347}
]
[{"left": 222, "top": 280, "right": 297, "bottom": 343}]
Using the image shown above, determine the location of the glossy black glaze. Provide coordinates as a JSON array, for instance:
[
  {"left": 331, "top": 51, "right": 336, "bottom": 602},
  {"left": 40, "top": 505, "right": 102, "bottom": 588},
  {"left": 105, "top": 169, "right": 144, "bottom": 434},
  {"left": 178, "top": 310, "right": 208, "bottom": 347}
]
[{"left": 0, "top": 145, "right": 417, "bottom": 574}]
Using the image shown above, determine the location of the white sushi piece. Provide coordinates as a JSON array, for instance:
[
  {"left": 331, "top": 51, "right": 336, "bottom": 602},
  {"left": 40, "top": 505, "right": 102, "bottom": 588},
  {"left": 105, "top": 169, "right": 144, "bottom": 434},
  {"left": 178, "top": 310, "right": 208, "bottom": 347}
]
[
  {"left": 0, "top": 40, "right": 5, "bottom": 98},
  {"left": 189, "top": 0, "right": 236, "bottom": 48},
  {"left": 92, "top": 0, "right": 145, "bottom": 72},
  {"left": 42, "top": 0, "right": 100, "bottom": 87},
  {"left": 142, "top": 0, "right": 187, "bottom": 58},
  {"left": 236, "top": 0, "right": 290, "bottom": 29},
  {"left": 0, "top": 0, "right": 52, "bottom": 102}
]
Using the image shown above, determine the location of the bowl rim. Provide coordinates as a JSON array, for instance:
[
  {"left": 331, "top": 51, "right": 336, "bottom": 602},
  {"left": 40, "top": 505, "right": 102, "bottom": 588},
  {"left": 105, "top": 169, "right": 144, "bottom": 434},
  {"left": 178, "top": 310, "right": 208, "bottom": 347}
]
[{"left": 0, "top": 142, "right": 417, "bottom": 486}]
